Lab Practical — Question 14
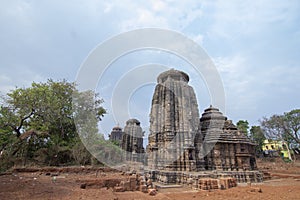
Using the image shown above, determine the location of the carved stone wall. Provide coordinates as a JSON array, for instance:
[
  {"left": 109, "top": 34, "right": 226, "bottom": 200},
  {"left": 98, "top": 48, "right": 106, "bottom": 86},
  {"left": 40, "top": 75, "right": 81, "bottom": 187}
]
[
  {"left": 121, "top": 119, "right": 145, "bottom": 162},
  {"left": 147, "top": 69, "right": 200, "bottom": 171},
  {"left": 200, "top": 106, "right": 257, "bottom": 171},
  {"left": 140, "top": 69, "right": 261, "bottom": 184},
  {"left": 109, "top": 126, "right": 123, "bottom": 146}
]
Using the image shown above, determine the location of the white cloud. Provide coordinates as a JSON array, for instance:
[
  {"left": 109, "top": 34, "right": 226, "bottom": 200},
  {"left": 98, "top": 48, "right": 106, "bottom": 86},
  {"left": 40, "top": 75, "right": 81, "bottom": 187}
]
[
  {"left": 212, "top": 51, "right": 300, "bottom": 124},
  {"left": 120, "top": 8, "right": 169, "bottom": 30},
  {"left": 103, "top": 2, "right": 113, "bottom": 13},
  {"left": 117, "top": 0, "right": 203, "bottom": 31},
  {"left": 0, "top": 67, "right": 45, "bottom": 95},
  {"left": 188, "top": 33, "right": 204, "bottom": 45},
  {"left": 0, "top": 74, "right": 11, "bottom": 83},
  {"left": 213, "top": 54, "right": 261, "bottom": 120},
  {"left": 214, "top": 54, "right": 248, "bottom": 80},
  {"left": 151, "top": 0, "right": 167, "bottom": 12},
  {"left": 0, "top": 74, "right": 14, "bottom": 94},
  {"left": 207, "top": 0, "right": 300, "bottom": 38},
  {"left": 0, "top": 0, "right": 299, "bottom": 130}
]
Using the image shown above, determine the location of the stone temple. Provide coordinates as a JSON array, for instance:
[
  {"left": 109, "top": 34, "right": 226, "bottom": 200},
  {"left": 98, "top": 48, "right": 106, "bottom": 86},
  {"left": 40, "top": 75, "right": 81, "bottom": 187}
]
[
  {"left": 117, "top": 69, "right": 262, "bottom": 186},
  {"left": 121, "top": 119, "right": 145, "bottom": 162},
  {"left": 145, "top": 69, "right": 261, "bottom": 184},
  {"left": 147, "top": 69, "right": 199, "bottom": 172},
  {"left": 109, "top": 125, "right": 123, "bottom": 146}
]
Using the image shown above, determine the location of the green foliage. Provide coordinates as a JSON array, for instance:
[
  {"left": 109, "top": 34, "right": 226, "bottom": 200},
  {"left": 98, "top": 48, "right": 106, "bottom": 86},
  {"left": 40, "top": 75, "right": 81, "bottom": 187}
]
[
  {"left": 249, "top": 126, "right": 266, "bottom": 156},
  {"left": 71, "top": 138, "right": 93, "bottom": 165},
  {"left": 0, "top": 127, "right": 18, "bottom": 171},
  {"left": 260, "top": 115, "right": 284, "bottom": 139},
  {"left": 0, "top": 80, "right": 106, "bottom": 171},
  {"left": 111, "top": 140, "right": 120, "bottom": 146},
  {"left": 237, "top": 120, "right": 249, "bottom": 136},
  {"left": 0, "top": 124, "right": 17, "bottom": 152},
  {"left": 284, "top": 109, "right": 300, "bottom": 146},
  {"left": 260, "top": 109, "right": 300, "bottom": 147},
  {"left": 93, "top": 136, "right": 123, "bottom": 166}
]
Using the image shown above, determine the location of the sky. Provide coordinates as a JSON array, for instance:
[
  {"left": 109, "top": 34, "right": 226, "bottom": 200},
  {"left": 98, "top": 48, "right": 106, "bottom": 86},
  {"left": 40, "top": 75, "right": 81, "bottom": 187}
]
[{"left": 1, "top": 0, "right": 300, "bottom": 139}]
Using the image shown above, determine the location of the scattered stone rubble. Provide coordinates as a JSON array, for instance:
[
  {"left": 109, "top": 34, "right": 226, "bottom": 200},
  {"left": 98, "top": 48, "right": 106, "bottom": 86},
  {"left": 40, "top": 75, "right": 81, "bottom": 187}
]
[
  {"left": 112, "top": 174, "right": 157, "bottom": 195},
  {"left": 198, "top": 179, "right": 218, "bottom": 190},
  {"left": 81, "top": 172, "right": 238, "bottom": 193}
]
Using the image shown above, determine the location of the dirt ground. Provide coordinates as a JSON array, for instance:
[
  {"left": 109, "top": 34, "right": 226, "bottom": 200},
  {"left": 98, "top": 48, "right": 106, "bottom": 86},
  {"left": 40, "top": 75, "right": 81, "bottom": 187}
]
[{"left": 1, "top": 159, "right": 300, "bottom": 200}]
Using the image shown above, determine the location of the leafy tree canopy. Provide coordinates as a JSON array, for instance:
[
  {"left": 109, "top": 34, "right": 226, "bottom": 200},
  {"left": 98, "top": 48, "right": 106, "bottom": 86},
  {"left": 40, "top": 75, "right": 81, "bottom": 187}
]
[
  {"left": 0, "top": 79, "right": 106, "bottom": 170},
  {"left": 249, "top": 125, "right": 266, "bottom": 155},
  {"left": 237, "top": 120, "right": 249, "bottom": 136},
  {"left": 260, "top": 109, "right": 300, "bottom": 147}
]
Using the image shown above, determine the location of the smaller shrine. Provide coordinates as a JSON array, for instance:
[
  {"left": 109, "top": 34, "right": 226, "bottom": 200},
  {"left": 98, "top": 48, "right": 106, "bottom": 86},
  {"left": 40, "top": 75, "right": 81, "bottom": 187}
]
[
  {"left": 200, "top": 106, "right": 257, "bottom": 171},
  {"left": 121, "top": 119, "right": 145, "bottom": 162},
  {"left": 108, "top": 125, "right": 124, "bottom": 146}
]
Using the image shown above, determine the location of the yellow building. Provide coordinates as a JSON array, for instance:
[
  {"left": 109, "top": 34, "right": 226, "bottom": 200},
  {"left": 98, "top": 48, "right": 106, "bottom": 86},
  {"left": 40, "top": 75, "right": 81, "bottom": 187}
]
[{"left": 262, "top": 139, "right": 292, "bottom": 160}]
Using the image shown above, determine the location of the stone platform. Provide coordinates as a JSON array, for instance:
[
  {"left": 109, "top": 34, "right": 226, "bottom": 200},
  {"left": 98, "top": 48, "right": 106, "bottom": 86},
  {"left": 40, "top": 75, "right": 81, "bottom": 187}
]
[
  {"left": 153, "top": 183, "right": 183, "bottom": 189},
  {"left": 145, "top": 169, "right": 263, "bottom": 190}
]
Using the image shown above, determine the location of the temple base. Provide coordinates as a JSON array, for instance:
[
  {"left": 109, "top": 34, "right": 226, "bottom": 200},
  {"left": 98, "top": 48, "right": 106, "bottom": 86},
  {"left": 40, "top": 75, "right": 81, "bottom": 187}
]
[{"left": 145, "top": 169, "right": 263, "bottom": 189}]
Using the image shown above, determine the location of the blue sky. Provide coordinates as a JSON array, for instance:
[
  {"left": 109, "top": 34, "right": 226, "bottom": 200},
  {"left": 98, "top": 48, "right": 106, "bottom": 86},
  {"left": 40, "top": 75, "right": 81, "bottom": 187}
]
[{"left": 1, "top": 0, "right": 300, "bottom": 137}]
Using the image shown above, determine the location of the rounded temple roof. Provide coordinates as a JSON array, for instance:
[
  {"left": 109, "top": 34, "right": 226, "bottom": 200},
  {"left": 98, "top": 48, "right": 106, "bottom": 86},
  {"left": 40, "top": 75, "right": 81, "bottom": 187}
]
[
  {"left": 126, "top": 118, "right": 141, "bottom": 126},
  {"left": 200, "top": 105, "right": 227, "bottom": 121},
  {"left": 157, "top": 69, "right": 189, "bottom": 83},
  {"left": 112, "top": 126, "right": 122, "bottom": 131}
]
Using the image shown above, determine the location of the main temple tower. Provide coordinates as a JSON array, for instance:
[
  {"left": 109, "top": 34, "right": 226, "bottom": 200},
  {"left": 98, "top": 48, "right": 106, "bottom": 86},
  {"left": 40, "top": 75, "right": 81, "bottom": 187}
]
[{"left": 147, "top": 69, "right": 200, "bottom": 171}]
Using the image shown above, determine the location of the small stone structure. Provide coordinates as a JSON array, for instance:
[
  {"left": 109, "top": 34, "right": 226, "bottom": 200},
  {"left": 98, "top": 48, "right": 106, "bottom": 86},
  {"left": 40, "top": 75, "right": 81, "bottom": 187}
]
[
  {"left": 109, "top": 125, "right": 124, "bottom": 146},
  {"left": 200, "top": 106, "right": 257, "bottom": 171},
  {"left": 198, "top": 177, "right": 237, "bottom": 190},
  {"left": 112, "top": 174, "right": 158, "bottom": 195},
  {"left": 121, "top": 119, "right": 145, "bottom": 162}
]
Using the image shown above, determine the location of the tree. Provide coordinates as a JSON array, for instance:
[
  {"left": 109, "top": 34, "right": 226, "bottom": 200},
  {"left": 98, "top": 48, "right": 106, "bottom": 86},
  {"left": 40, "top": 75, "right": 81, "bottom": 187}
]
[
  {"left": 260, "top": 110, "right": 300, "bottom": 147},
  {"left": 1, "top": 80, "right": 76, "bottom": 137},
  {"left": 260, "top": 114, "right": 297, "bottom": 161},
  {"left": 237, "top": 120, "right": 249, "bottom": 136},
  {"left": 260, "top": 115, "right": 285, "bottom": 139},
  {"left": 249, "top": 126, "right": 266, "bottom": 156},
  {"left": 0, "top": 107, "right": 18, "bottom": 152},
  {"left": 284, "top": 109, "right": 300, "bottom": 147},
  {"left": 0, "top": 80, "right": 78, "bottom": 166},
  {"left": 0, "top": 119, "right": 18, "bottom": 171},
  {"left": 0, "top": 80, "right": 106, "bottom": 169}
]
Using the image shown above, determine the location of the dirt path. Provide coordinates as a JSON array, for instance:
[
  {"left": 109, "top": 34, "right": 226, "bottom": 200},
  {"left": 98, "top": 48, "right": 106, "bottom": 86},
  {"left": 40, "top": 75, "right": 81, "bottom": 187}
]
[{"left": 1, "top": 162, "right": 300, "bottom": 200}]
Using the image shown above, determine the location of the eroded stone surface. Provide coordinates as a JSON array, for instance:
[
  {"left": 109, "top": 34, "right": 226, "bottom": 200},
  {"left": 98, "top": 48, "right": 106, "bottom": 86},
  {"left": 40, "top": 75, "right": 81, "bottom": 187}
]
[
  {"left": 200, "top": 107, "right": 257, "bottom": 171},
  {"left": 109, "top": 126, "right": 123, "bottom": 146},
  {"left": 121, "top": 119, "right": 145, "bottom": 162},
  {"left": 145, "top": 69, "right": 260, "bottom": 185},
  {"left": 147, "top": 69, "right": 200, "bottom": 172},
  {"left": 115, "top": 69, "right": 260, "bottom": 187}
]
